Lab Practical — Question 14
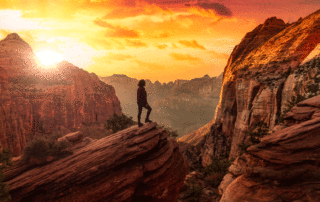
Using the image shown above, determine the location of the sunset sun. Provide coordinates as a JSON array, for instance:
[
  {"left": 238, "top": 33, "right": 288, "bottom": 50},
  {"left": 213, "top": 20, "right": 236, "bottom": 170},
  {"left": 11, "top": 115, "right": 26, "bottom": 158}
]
[{"left": 36, "top": 50, "right": 63, "bottom": 66}]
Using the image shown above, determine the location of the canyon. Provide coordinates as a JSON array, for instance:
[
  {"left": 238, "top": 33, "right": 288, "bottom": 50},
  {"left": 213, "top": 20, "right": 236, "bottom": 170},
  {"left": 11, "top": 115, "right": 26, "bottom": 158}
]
[
  {"left": 100, "top": 73, "right": 222, "bottom": 136},
  {"left": 181, "top": 9, "right": 320, "bottom": 166},
  {"left": 0, "top": 33, "right": 121, "bottom": 156}
]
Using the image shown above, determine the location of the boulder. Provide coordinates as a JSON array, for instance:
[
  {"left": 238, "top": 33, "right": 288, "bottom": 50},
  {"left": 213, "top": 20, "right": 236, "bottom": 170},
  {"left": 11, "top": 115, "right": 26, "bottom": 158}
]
[
  {"left": 5, "top": 122, "right": 189, "bottom": 202},
  {"left": 219, "top": 95, "right": 320, "bottom": 201}
]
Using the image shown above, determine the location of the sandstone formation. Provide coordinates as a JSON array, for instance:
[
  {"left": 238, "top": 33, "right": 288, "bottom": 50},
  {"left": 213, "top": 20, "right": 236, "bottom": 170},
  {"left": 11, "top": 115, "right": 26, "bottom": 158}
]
[
  {"left": 5, "top": 122, "right": 189, "bottom": 202},
  {"left": 100, "top": 73, "right": 222, "bottom": 136},
  {"left": 0, "top": 33, "right": 121, "bottom": 156},
  {"left": 219, "top": 95, "right": 320, "bottom": 202},
  {"left": 0, "top": 67, "right": 26, "bottom": 156},
  {"left": 181, "top": 9, "right": 320, "bottom": 165}
]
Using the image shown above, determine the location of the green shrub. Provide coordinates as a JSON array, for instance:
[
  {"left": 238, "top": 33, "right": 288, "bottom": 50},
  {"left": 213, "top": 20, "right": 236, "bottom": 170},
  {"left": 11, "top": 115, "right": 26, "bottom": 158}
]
[
  {"left": 22, "top": 137, "right": 71, "bottom": 163},
  {"left": 0, "top": 149, "right": 12, "bottom": 202},
  {"left": 238, "top": 121, "right": 268, "bottom": 155},
  {"left": 184, "top": 178, "right": 203, "bottom": 202},
  {"left": 105, "top": 113, "right": 136, "bottom": 133},
  {"left": 201, "top": 157, "right": 231, "bottom": 189},
  {"left": 276, "top": 94, "right": 308, "bottom": 125}
]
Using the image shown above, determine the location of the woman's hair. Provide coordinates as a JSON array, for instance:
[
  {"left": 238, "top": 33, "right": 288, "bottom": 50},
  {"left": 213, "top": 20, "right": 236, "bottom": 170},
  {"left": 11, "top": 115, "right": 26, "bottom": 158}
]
[{"left": 138, "top": 79, "right": 146, "bottom": 87}]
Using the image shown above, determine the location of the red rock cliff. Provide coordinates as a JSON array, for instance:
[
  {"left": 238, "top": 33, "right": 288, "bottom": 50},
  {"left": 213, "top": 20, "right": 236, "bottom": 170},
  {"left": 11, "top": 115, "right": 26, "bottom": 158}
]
[
  {"left": 5, "top": 123, "right": 189, "bottom": 202},
  {"left": 191, "top": 9, "right": 320, "bottom": 164},
  {"left": 0, "top": 33, "right": 121, "bottom": 156}
]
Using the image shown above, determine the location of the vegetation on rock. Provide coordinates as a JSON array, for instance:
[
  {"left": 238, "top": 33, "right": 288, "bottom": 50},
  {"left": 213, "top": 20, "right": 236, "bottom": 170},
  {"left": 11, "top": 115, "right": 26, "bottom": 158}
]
[
  {"left": 104, "top": 113, "right": 136, "bottom": 133},
  {"left": 202, "top": 157, "right": 231, "bottom": 188},
  {"left": 183, "top": 178, "right": 204, "bottom": 202},
  {"left": 22, "top": 137, "right": 72, "bottom": 164},
  {"left": 238, "top": 121, "right": 269, "bottom": 155}
]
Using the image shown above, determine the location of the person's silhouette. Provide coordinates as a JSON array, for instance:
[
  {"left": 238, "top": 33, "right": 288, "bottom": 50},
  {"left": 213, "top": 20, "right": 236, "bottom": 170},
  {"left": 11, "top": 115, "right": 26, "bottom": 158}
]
[{"left": 137, "top": 79, "right": 152, "bottom": 127}]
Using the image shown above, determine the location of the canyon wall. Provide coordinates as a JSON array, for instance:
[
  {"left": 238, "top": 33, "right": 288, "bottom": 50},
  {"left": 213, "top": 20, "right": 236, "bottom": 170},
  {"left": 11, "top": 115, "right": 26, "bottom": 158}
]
[
  {"left": 0, "top": 33, "right": 121, "bottom": 156},
  {"left": 185, "top": 9, "right": 320, "bottom": 165}
]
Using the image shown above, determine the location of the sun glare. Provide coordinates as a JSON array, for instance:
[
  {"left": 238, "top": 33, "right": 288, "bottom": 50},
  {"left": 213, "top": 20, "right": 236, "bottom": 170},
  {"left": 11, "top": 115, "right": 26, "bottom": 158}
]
[{"left": 36, "top": 50, "right": 63, "bottom": 66}]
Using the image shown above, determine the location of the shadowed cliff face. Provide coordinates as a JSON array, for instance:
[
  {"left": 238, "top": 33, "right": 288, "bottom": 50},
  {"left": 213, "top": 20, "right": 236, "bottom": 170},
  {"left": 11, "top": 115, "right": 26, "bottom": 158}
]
[
  {"left": 0, "top": 33, "right": 121, "bottom": 156},
  {"left": 5, "top": 123, "right": 189, "bottom": 202},
  {"left": 180, "top": 9, "right": 320, "bottom": 165},
  {"left": 100, "top": 74, "right": 222, "bottom": 136},
  {"left": 219, "top": 95, "right": 320, "bottom": 202}
]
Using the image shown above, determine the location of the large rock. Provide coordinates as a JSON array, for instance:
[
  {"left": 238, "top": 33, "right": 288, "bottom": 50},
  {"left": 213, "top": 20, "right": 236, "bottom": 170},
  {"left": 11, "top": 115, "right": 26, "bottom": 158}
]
[
  {"left": 0, "top": 33, "right": 121, "bottom": 156},
  {"left": 5, "top": 122, "right": 189, "bottom": 202},
  {"left": 219, "top": 95, "right": 320, "bottom": 201},
  {"left": 196, "top": 9, "right": 320, "bottom": 163}
]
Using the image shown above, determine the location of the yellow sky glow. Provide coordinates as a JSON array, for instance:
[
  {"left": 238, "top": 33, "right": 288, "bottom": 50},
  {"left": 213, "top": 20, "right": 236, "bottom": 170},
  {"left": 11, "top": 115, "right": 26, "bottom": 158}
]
[{"left": 0, "top": 0, "right": 318, "bottom": 82}]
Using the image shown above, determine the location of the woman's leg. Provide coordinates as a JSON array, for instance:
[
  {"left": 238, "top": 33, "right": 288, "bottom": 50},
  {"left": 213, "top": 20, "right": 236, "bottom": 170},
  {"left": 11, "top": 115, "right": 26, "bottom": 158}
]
[
  {"left": 145, "top": 104, "right": 152, "bottom": 122},
  {"left": 138, "top": 104, "right": 143, "bottom": 126}
]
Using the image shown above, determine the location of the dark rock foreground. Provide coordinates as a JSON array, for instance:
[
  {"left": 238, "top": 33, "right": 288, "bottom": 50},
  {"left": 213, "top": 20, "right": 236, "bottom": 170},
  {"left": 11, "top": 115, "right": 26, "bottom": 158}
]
[{"left": 5, "top": 122, "right": 189, "bottom": 202}]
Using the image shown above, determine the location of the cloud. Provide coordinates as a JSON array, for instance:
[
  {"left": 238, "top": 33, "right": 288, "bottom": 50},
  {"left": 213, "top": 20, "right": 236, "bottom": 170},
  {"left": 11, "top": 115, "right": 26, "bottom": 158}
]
[
  {"left": 92, "top": 52, "right": 135, "bottom": 64},
  {"left": 133, "top": 60, "right": 166, "bottom": 71},
  {"left": 82, "top": 37, "right": 126, "bottom": 50},
  {"left": 178, "top": 40, "right": 206, "bottom": 50},
  {"left": 155, "top": 44, "right": 169, "bottom": 49},
  {"left": 171, "top": 43, "right": 179, "bottom": 49},
  {"left": 169, "top": 52, "right": 201, "bottom": 61},
  {"left": 93, "top": 19, "right": 140, "bottom": 38},
  {"left": 126, "top": 39, "right": 148, "bottom": 48},
  {"left": 108, "top": 52, "right": 135, "bottom": 61},
  {"left": 185, "top": 2, "right": 233, "bottom": 17},
  {"left": 206, "top": 50, "right": 229, "bottom": 59}
]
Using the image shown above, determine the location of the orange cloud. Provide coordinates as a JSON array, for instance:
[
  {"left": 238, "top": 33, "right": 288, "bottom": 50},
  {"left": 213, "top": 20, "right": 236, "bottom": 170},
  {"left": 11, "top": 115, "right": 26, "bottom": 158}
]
[
  {"left": 82, "top": 37, "right": 126, "bottom": 50},
  {"left": 178, "top": 40, "right": 206, "bottom": 50},
  {"left": 185, "top": 2, "right": 233, "bottom": 17},
  {"left": 108, "top": 52, "right": 135, "bottom": 61},
  {"left": 169, "top": 52, "right": 201, "bottom": 61},
  {"left": 155, "top": 44, "right": 169, "bottom": 50},
  {"left": 94, "top": 19, "right": 140, "bottom": 38},
  {"left": 206, "top": 50, "right": 229, "bottom": 59},
  {"left": 92, "top": 52, "right": 135, "bottom": 64},
  {"left": 171, "top": 43, "right": 179, "bottom": 49},
  {"left": 126, "top": 39, "right": 148, "bottom": 48}
]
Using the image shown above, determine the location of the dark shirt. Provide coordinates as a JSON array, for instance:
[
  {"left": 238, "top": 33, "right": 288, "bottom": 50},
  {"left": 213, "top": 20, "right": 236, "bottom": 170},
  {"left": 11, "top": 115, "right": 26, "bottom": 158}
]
[{"left": 137, "top": 87, "right": 148, "bottom": 106}]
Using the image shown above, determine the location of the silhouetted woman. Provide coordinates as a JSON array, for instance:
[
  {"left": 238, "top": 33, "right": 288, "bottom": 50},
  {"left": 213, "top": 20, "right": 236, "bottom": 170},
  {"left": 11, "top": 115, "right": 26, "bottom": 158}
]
[{"left": 137, "top": 79, "right": 152, "bottom": 127}]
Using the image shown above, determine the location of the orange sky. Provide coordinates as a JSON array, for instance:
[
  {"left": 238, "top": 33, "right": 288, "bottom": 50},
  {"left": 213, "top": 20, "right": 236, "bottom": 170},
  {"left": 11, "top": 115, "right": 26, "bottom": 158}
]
[{"left": 0, "top": 0, "right": 318, "bottom": 82}]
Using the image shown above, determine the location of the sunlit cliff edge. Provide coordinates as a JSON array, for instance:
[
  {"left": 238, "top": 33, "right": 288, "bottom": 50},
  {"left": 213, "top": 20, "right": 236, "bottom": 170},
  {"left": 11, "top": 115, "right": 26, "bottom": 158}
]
[{"left": 179, "top": 9, "right": 320, "bottom": 164}]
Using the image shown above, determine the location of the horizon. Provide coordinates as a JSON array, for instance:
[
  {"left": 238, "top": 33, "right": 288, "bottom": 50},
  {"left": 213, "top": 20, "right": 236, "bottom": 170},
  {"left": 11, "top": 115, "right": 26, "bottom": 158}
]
[{"left": 0, "top": 0, "right": 318, "bottom": 83}]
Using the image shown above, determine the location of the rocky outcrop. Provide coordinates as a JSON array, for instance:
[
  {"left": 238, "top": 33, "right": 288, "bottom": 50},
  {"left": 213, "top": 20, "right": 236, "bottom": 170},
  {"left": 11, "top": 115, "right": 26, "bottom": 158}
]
[
  {"left": 101, "top": 74, "right": 222, "bottom": 136},
  {"left": 0, "top": 33, "right": 121, "bottom": 156},
  {"left": 194, "top": 9, "right": 320, "bottom": 164},
  {"left": 219, "top": 95, "right": 320, "bottom": 202},
  {"left": 0, "top": 67, "right": 26, "bottom": 156},
  {"left": 5, "top": 122, "right": 189, "bottom": 202}
]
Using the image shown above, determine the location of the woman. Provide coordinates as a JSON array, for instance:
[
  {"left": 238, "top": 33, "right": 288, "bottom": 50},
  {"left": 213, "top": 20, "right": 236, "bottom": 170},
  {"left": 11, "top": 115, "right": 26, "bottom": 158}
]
[{"left": 137, "top": 79, "right": 152, "bottom": 127}]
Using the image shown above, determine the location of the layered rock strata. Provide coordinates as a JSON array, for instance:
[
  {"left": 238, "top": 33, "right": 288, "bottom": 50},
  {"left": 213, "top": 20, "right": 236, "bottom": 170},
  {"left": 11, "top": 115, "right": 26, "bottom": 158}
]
[
  {"left": 219, "top": 95, "right": 320, "bottom": 202},
  {"left": 182, "top": 10, "right": 320, "bottom": 165},
  {"left": 5, "top": 122, "right": 189, "bottom": 202},
  {"left": 0, "top": 33, "right": 121, "bottom": 156}
]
